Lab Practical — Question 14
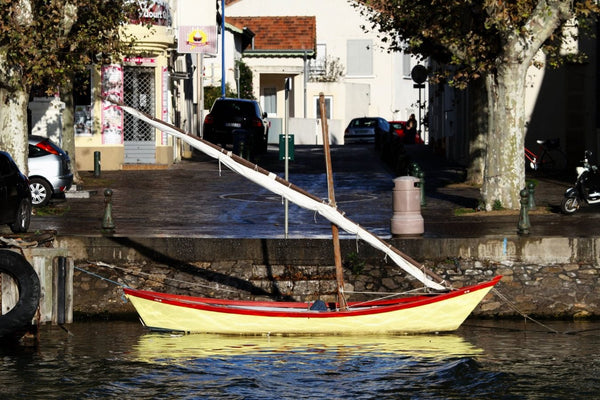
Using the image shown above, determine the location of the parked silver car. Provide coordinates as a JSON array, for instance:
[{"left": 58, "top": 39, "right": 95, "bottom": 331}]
[
  {"left": 344, "top": 117, "right": 390, "bottom": 144},
  {"left": 28, "top": 136, "right": 73, "bottom": 206}
]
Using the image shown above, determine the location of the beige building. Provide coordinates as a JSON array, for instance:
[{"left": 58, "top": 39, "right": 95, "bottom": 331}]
[{"left": 72, "top": 2, "right": 177, "bottom": 171}]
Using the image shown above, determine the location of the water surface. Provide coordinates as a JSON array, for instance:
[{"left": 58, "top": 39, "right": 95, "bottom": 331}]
[{"left": 1, "top": 320, "right": 598, "bottom": 399}]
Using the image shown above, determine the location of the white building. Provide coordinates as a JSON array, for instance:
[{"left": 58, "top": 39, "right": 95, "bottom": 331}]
[
  {"left": 30, "top": 0, "right": 428, "bottom": 170},
  {"left": 206, "top": 0, "right": 426, "bottom": 144}
]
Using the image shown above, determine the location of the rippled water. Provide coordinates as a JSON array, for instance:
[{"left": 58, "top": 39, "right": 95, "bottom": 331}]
[{"left": 1, "top": 320, "right": 598, "bottom": 399}]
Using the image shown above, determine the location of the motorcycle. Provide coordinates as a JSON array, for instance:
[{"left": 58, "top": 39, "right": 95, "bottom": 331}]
[{"left": 561, "top": 150, "right": 600, "bottom": 214}]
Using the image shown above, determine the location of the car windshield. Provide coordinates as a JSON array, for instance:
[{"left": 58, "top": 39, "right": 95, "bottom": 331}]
[
  {"left": 391, "top": 122, "right": 405, "bottom": 129},
  {"left": 351, "top": 118, "right": 378, "bottom": 128},
  {"left": 211, "top": 101, "right": 257, "bottom": 117}
]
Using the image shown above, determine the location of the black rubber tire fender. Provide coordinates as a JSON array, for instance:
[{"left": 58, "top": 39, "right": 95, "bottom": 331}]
[{"left": 0, "top": 250, "right": 40, "bottom": 340}]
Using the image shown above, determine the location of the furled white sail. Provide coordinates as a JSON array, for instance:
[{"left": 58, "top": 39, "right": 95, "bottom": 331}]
[{"left": 117, "top": 103, "right": 446, "bottom": 291}]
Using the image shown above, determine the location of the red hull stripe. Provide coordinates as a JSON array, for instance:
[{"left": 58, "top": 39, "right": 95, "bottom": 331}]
[{"left": 123, "top": 276, "right": 501, "bottom": 319}]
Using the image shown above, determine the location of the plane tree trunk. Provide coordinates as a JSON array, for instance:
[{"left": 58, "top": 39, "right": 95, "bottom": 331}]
[
  {"left": 480, "top": 1, "right": 570, "bottom": 210},
  {"left": 481, "top": 64, "right": 528, "bottom": 210},
  {"left": 0, "top": 88, "right": 30, "bottom": 173},
  {"left": 61, "top": 78, "right": 83, "bottom": 185},
  {"left": 465, "top": 78, "right": 488, "bottom": 186}
]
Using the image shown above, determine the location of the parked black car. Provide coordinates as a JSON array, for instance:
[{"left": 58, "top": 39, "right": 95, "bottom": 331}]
[
  {"left": 202, "top": 98, "right": 269, "bottom": 155},
  {"left": 0, "top": 151, "right": 32, "bottom": 233}
]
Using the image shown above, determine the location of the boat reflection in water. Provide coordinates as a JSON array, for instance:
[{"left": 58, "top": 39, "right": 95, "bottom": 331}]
[{"left": 133, "top": 332, "right": 483, "bottom": 363}]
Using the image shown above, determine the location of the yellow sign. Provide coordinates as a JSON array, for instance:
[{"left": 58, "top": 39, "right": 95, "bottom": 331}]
[{"left": 178, "top": 26, "right": 217, "bottom": 54}]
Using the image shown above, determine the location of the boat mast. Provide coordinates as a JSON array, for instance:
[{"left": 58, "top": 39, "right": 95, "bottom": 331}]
[{"left": 319, "top": 93, "right": 348, "bottom": 311}]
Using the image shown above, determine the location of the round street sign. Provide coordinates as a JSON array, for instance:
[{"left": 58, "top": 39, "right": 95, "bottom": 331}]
[{"left": 411, "top": 65, "right": 427, "bottom": 84}]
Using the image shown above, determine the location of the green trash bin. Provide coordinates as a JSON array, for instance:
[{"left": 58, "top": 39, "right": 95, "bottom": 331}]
[{"left": 279, "top": 134, "right": 294, "bottom": 161}]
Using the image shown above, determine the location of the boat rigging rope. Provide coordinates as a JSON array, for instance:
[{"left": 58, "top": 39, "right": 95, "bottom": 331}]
[
  {"left": 82, "top": 261, "right": 242, "bottom": 294},
  {"left": 492, "top": 288, "right": 559, "bottom": 334},
  {"left": 344, "top": 287, "right": 432, "bottom": 309},
  {"left": 74, "top": 266, "right": 125, "bottom": 287},
  {"left": 80, "top": 261, "right": 435, "bottom": 308}
]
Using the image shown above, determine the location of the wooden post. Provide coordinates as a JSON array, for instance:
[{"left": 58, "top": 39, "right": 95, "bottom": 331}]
[
  {"left": 52, "top": 256, "right": 73, "bottom": 324},
  {"left": 20, "top": 248, "right": 73, "bottom": 324},
  {"left": 319, "top": 93, "right": 348, "bottom": 311}
]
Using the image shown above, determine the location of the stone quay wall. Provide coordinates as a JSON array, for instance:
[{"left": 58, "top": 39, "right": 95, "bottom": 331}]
[{"left": 54, "top": 235, "right": 600, "bottom": 320}]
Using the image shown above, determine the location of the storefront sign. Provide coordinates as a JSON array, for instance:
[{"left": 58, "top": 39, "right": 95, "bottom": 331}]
[
  {"left": 123, "top": 56, "right": 157, "bottom": 66},
  {"left": 178, "top": 26, "right": 217, "bottom": 54},
  {"left": 130, "top": 0, "right": 172, "bottom": 27}
]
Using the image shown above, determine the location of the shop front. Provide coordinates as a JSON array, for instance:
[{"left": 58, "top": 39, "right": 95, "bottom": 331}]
[{"left": 74, "top": 2, "right": 176, "bottom": 171}]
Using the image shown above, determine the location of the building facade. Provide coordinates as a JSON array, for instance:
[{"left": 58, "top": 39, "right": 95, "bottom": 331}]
[{"left": 221, "top": 0, "right": 426, "bottom": 145}]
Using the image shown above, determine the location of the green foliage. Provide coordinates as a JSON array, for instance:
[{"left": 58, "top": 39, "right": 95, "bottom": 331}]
[
  {"left": 344, "top": 252, "right": 366, "bottom": 275},
  {"left": 203, "top": 60, "right": 255, "bottom": 108},
  {"left": 492, "top": 199, "right": 503, "bottom": 211},
  {"left": 352, "top": 0, "right": 600, "bottom": 87},
  {"left": 454, "top": 207, "right": 477, "bottom": 216},
  {"left": 204, "top": 85, "right": 237, "bottom": 109},
  {"left": 33, "top": 205, "right": 70, "bottom": 216},
  {"left": 236, "top": 59, "right": 255, "bottom": 100},
  {"left": 0, "top": 0, "right": 137, "bottom": 95}
]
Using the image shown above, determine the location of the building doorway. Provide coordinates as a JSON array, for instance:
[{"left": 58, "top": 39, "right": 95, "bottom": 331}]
[{"left": 123, "top": 66, "right": 156, "bottom": 164}]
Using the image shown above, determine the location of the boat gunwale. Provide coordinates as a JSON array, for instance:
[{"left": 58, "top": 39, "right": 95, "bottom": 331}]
[{"left": 123, "top": 275, "right": 501, "bottom": 319}]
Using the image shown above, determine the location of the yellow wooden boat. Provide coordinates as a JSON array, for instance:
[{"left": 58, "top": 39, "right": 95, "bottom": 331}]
[
  {"left": 123, "top": 276, "right": 500, "bottom": 335},
  {"left": 118, "top": 102, "right": 501, "bottom": 336}
]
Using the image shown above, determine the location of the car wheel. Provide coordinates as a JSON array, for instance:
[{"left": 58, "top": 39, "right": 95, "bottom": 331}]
[
  {"left": 30, "top": 177, "right": 52, "bottom": 206},
  {"left": 9, "top": 198, "right": 31, "bottom": 233}
]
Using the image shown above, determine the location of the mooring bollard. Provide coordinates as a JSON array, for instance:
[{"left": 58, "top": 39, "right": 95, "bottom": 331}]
[
  {"left": 102, "top": 188, "right": 115, "bottom": 233},
  {"left": 517, "top": 188, "right": 530, "bottom": 235},
  {"left": 527, "top": 181, "right": 536, "bottom": 210}
]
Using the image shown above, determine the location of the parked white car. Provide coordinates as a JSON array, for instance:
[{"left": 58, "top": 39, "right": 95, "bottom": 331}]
[{"left": 28, "top": 136, "right": 73, "bottom": 206}]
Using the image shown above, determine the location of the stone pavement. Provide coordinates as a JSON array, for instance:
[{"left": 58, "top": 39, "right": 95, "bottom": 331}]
[{"left": 21, "top": 144, "right": 600, "bottom": 238}]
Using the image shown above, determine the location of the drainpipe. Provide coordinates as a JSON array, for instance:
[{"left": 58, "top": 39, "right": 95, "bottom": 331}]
[
  {"left": 221, "top": 0, "right": 225, "bottom": 97},
  {"left": 303, "top": 51, "right": 308, "bottom": 118}
]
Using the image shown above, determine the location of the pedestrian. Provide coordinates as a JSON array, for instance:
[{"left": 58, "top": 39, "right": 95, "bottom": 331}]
[{"left": 406, "top": 114, "right": 417, "bottom": 144}]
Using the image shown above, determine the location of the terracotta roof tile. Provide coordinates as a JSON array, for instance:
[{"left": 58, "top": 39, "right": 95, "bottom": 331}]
[{"left": 228, "top": 16, "right": 316, "bottom": 52}]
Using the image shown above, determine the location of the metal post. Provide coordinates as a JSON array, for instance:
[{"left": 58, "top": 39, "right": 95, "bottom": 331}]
[
  {"left": 284, "top": 79, "right": 290, "bottom": 238},
  {"left": 221, "top": 0, "right": 226, "bottom": 97},
  {"left": 94, "top": 151, "right": 101, "bottom": 177},
  {"left": 197, "top": 53, "right": 204, "bottom": 138},
  {"left": 418, "top": 170, "right": 426, "bottom": 207},
  {"left": 418, "top": 84, "right": 422, "bottom": 135}
]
